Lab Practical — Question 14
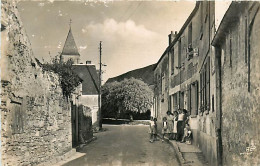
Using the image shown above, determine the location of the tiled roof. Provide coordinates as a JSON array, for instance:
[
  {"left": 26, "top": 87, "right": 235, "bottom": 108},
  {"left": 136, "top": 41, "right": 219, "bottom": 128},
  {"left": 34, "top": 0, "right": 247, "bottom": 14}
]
[
  {"left": 61, "top": 28, "right": 80, "bottom": 56},
  {"left": 72, "top": 64, "right": 99, "bottom": 95}
]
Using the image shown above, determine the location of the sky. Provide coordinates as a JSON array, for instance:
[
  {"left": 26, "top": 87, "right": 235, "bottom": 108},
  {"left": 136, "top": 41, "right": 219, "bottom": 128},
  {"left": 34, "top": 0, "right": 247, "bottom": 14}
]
[{"left": 17, "top": 0, "right": 196, "bottom": 83}]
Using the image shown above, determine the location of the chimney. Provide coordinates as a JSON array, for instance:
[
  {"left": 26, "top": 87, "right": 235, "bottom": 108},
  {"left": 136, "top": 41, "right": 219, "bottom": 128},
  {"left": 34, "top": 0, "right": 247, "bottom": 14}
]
[
  {"left": 86, "top": 61, "right": 91, "bottom": 64},
  {"left": 168, "top": 31, "right": 178, "bottom": 46}
]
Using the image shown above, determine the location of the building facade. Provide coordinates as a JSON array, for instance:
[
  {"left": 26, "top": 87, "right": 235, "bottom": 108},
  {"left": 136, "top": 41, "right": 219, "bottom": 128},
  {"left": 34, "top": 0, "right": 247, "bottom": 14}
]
[
  {"left": 212, "top": 2, "right": 260, "bottom": 165},
  {"left": 154, "top": 1, "right": 260, "bottom": 165}
]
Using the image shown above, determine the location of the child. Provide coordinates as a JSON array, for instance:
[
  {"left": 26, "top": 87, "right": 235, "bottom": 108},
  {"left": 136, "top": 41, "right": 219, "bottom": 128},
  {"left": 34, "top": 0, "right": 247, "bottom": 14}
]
[
  {"left": 149, "top": 117, "right": 157, "bottom": 143},
  {"left": 181, "top": 124, "right": 192, "bottom": 144},
  {"left": 173, "top": 111, "right": 178, "bottom": 140},
  {"left": 166, "top": 111, "right": 174, "bottom": 140},
  {"left": 161, "top": 117, "right": 168, "bottom": 142}
]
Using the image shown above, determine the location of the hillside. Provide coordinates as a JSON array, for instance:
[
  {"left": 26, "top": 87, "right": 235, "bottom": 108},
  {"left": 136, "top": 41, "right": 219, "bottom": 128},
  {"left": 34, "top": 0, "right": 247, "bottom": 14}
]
[{"left": 106, "top": 64, "right": 155, "bottom": 86}]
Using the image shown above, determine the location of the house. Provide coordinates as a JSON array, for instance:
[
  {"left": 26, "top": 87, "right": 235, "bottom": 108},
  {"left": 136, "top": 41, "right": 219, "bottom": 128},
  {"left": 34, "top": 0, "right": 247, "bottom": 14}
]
[
  {"left": 212, "top": 2, "right": 260, "bottom": 165},
  {"left": 60, "top": 26, "right": 100, "bottom": 129},
  {"left": 154, "top": 1, "right": 260, "bottom": 165},
  {"left": 153, "top": 1, "right": 218, "bottom": 165},
  {"left": 72, "top": 62, "right": 99, "bottom": 129}
]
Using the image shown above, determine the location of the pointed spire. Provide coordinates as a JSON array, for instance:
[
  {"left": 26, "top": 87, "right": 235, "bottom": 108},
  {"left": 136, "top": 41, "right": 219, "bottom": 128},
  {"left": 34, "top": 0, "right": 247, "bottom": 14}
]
[{"left": 61, "top": 19, "right": 80, "bottom": 56}]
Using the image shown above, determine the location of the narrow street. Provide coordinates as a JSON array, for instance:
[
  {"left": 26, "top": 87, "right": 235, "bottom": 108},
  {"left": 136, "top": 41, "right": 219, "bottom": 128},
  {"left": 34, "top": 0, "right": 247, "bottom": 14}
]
[{"left": 63, "top": 125, "right": 180, "bottom": 166}]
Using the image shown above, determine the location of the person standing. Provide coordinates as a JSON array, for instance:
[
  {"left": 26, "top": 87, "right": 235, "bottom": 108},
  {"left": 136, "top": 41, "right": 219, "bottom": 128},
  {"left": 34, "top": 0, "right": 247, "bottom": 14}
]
[
  {"left": 180, "top": 109, "right": 189, "bottom": 143},
  {"left": 177, "top": 109, "right": 184, "bottom": 141},
  {"left": 161, "top": 117, "right": 168, "bottom": 142},
  {"left": 166, "top": 111, "right": 174, "bottom": 140},
  {"left": 149, "top": 117, "right": 158, "bottom": 143},
  {"left": 173, "top": 111, "right": 178, "bottom": 140}
]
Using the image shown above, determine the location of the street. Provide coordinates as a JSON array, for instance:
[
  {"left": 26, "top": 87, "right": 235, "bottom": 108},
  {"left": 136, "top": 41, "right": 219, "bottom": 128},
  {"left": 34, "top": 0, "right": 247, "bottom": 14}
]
[{"left": 63, "top": 125, "right": 180, "bottom": 166}]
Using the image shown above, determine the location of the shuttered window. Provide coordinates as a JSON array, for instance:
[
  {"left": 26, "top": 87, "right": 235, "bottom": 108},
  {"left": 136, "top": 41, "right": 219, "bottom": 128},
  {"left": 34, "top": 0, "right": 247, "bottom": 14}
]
[
  {"left": 191, "top": 81, "right": 198, "bottom": 115},
  {"left": 171, "top": 49, "right": 175, "bottom": 74},
  {"left": 200, "top": 57, "right": 210, "bottom": 113}
]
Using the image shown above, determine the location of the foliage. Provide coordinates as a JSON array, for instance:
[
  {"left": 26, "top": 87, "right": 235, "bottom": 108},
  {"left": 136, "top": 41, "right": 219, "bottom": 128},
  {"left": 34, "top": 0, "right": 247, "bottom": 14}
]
[
  {"left": 102, "top": 78, "right": 153, "bottom": 118},
  {"left": 42, "top": 56, "right": 82, "bottom": 97}
]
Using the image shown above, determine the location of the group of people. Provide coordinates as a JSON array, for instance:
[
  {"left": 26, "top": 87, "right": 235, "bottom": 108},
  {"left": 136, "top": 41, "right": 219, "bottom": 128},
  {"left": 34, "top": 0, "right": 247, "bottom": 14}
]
[{"left": 149, "top": 109, "right": 191, "bottom": 144}]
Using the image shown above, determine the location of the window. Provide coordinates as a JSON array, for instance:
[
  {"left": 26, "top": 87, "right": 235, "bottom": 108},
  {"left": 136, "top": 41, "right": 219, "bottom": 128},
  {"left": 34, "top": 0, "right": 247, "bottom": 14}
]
[
  {"left": 191, "top": 81, "right": 198, "bottom": 115},
  {"left": 171, "top": 49, "right": 174, "bottom": 74},
  {"left": 187, "top": 84, "right": 191, "bottom": 114},
  {"left": 188, "top": 23, "right": 192, "bottom": 48},
  {"left": 199, "top": 57, "right": 210, "bottom": 113},
  {"left": 173, "top": 93, "right": 178, "bottom": 112},
  {"left": 178, "top": 39, "right": 182, "bottom": 67},
  {"left": 206, "top": 57, "right": 210, "bottom": 110},
  {"left": 179, "top": 91, "right": 184, "bottom": 109},
  {"left": 12, "top": 104, "right": 23, "bottom": 134},
  {"left": 187, "top": 23, "right": 193, "bottom": 60},
  {"left": 161, "top": 73, "right": 165, "bottom": 100}
]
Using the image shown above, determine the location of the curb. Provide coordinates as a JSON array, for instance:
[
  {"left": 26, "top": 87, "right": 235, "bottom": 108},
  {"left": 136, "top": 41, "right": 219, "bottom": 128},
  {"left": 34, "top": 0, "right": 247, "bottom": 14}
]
[
  {"left": 158, "top": 134, "right": 184, "bottom": 166},
  {"left": 170, "top": 140, "right": 186, "bottom": 166},
  {"left": 158, "top": 134, "right": 208, "bottom": 166}
]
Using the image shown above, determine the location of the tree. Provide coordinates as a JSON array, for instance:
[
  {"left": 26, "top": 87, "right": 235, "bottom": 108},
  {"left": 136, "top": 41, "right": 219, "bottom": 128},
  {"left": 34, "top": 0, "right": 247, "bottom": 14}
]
[
  {"left": 42, "top": 56, "right": 82, "bottom": 98},
  {"left": 102, "top": 78, "right": 153, "bottom": 120},
  {"left": 101, "top": 81, "right": 120, "bottom": 118}
]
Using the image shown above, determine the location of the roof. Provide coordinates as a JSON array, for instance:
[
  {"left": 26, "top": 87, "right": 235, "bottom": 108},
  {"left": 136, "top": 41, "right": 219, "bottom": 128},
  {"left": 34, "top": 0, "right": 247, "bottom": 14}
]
[
  {"left": 72, "top": 64, "right": 99, "bottom": 95},
  {"left": 212, "top": 2, "right": 248, "bottom": 46},
  {"left": 61, "top": 28, "right": 80, "bottom": 56},
  {"left": 153, "top": 2, "right": 200, "bottom": 70}
]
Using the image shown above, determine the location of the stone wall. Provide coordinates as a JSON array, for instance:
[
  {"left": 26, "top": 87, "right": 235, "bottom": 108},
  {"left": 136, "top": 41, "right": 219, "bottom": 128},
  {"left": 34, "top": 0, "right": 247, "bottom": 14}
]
[
  {"left": 218, "top": 2, "right": 260, "bottom": 165},
  {"left": 1, "top": 1, "right": 73, "bottom": 165}
]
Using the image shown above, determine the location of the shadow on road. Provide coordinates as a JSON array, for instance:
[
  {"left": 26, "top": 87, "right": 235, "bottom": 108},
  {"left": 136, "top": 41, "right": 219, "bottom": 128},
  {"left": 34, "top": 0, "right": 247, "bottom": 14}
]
[
  {"left": 102, "top": 118, "right": 150, "bottom": 125},
  {"left": 102, "top": 118, "right": 131, "bottom": 125}
]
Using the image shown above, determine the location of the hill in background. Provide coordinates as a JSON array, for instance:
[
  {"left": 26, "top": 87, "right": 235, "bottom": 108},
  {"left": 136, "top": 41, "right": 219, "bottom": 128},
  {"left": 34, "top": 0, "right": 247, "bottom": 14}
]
[{"left": 106, "top": 64, "right": 155, "bottom": 86}]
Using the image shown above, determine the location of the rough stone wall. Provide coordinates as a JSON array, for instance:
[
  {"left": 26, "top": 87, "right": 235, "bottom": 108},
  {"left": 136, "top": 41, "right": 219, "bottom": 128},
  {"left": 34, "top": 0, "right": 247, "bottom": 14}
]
[
  {"left": 1, "top": 1, "right": 72, "bottom": 165},
  {"left": 220, "top": 3, "right": 260, "bottom": 165}
]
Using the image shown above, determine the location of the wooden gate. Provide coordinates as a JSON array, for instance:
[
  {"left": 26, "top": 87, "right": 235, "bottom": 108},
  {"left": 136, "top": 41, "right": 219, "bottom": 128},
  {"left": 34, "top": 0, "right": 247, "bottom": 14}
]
[{"left": 71, "top": 102, "right": 79, "bottom": 147}]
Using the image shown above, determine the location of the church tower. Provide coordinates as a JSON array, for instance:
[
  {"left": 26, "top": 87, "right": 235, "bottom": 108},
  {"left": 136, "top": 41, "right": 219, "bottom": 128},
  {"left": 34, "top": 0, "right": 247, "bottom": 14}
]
[{"left": 60, "top": 20, "right": 80, "bottom": 64}]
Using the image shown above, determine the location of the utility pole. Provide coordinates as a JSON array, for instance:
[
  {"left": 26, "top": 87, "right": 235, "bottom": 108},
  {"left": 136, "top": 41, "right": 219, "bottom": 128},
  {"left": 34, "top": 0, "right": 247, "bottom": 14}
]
[{"left": 98, "top": 41, "right": 102, "bottom": 130}]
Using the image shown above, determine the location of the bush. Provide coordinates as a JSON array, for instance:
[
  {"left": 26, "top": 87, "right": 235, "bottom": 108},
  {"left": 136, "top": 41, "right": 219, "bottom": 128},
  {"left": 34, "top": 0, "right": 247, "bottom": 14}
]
[{"left": 42, "top": 56, "right": 82, "bottom": 97}]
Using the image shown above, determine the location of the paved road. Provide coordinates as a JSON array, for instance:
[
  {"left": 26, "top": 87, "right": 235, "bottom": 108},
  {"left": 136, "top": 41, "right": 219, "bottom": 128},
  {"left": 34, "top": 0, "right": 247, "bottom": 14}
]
[{"left": 63, "top": 125, "right": 180, "bottom": 166}]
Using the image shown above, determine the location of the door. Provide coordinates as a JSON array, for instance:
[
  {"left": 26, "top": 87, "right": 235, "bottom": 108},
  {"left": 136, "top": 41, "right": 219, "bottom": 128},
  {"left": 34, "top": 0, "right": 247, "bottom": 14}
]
[{"left": 71, "top": 103, "right": 78, "bottom": 147}]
